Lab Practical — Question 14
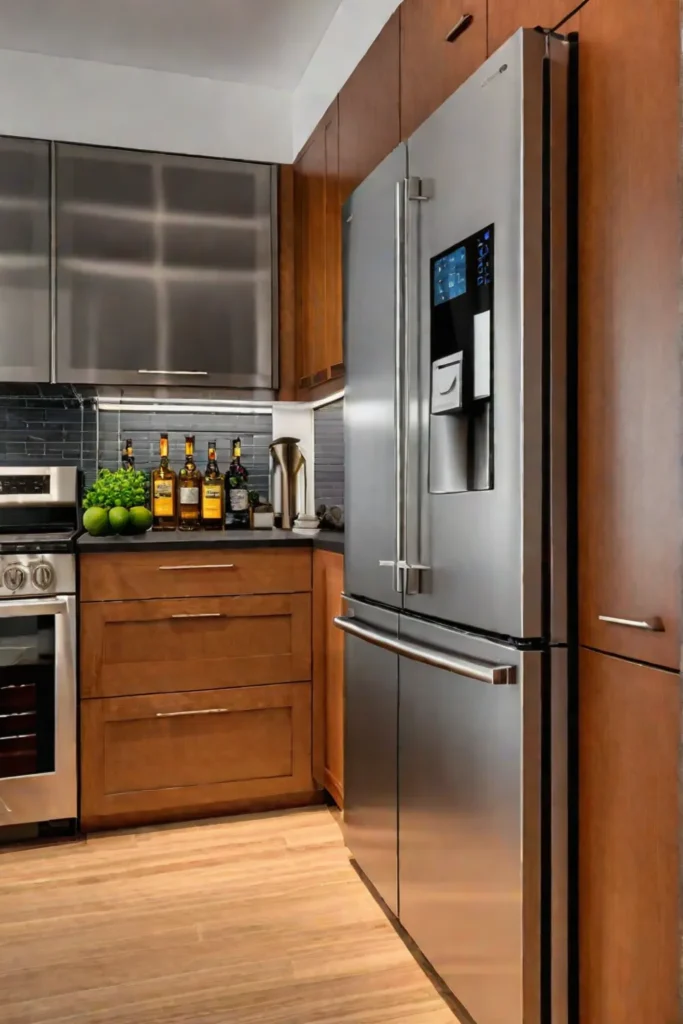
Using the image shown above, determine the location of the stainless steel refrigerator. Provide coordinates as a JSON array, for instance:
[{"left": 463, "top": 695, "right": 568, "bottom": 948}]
[{"left": 336, "top": 28, "right": 573, "bottom": 1024}]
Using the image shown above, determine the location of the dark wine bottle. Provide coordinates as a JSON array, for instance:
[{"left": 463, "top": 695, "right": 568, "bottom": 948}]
[{"left": 226, "top": 437, "right": 249, "bottom": 529}]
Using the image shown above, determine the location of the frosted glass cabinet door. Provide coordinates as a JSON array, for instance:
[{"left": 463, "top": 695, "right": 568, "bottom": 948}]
[
  {"left": 55, "top": 144, "right": 276, "bottom": 388},
  {"left": 0, "top": 137, "right": 50, "bottom": 382}
]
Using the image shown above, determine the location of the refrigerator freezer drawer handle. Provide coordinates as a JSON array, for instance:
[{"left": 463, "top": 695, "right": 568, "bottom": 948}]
[
  {"left": 598, "top": 614, "right": 665, "bottom": 632},
  {"left": 333, "top": 616, "right": 515, "bottom": 685}
]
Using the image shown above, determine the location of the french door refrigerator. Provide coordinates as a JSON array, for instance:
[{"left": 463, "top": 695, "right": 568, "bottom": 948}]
[{"left": 336, "top": 29, "right": 573, "bottom": 1024}]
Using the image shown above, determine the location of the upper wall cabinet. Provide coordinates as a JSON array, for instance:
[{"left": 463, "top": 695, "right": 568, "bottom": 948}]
[
  {"left": 400, "top": 0, "right": 487, "bottom": 140},
  {"left": 487, "top": 1, "right": 580, "bottom": 54},
  {"left": 338, "top": 12, "right": 401, "bottom": 204},
  {"left": 0, "top": 137, "right": 50, "bottom": 383},
  {"left": 294, "top": 101, "right": 343, "bottom": 391},
  {"left": 577, "top": 0, "right": 680, "bottom": 669},
  {"left": 55, "top": 144, "right": 277, "bottom": 389}
]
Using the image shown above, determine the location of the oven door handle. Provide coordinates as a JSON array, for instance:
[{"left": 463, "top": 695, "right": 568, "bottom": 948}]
[{"left": 0, "top": 597, "right": 69, "bottom": 617}]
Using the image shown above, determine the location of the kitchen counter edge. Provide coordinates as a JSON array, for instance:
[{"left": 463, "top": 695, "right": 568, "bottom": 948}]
[{"left": 77, "top": 529, "right": 345, "bottom": 555}]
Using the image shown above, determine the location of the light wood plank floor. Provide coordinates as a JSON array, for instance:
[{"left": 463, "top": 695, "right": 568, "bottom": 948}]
[{"left": 0, "top": 807, "right": 455, "bottom": 1023}]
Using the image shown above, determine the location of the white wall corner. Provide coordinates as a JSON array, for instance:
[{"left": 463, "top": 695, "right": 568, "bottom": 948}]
[
  {"left": 0, "top": 47, "right": 294, "bottom": 163},
  {"left": 291, "top": 0, "right": 402, "bottom": 157}
]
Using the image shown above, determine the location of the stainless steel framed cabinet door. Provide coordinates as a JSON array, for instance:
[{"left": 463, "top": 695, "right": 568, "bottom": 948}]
[
  {"left": 0, "top": 137, "right": 50, "bottom": 382},
  {"left": 340, "top": 598, "right": 399, "bottom": 915},
  {"left": 403, "top": 31, "right": 568, "bottom": 640},
  {"left": 398, "top": 615, "right": 543, "bottom": 1024},
  {"left": 55, "top": 144, "right": 276, "bottom": 388},
  {"left": 344, "top": 143, "right": 407, "bottom": 609}
]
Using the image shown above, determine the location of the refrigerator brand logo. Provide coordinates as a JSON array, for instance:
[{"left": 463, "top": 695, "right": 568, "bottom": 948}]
[{"left": 481, "top": 63, "right": 508, "bottom": 88}]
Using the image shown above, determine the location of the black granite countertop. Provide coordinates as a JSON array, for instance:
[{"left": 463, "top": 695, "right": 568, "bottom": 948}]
[{"left": 78, "top": 528, "right": 344, "bottom": 554}]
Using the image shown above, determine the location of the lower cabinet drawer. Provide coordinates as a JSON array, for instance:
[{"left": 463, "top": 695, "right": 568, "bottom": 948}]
[
  {"left": 80, "top": 683, "right": 313, "bottom": 830},
  {"left": 80, "top": 593, "right": 311, "bottom": 698}
]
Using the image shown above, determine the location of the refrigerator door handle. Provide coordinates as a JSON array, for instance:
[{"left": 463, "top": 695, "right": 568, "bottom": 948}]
[
  {"left": 404, "top": 176, "right": 431, "bottom": 595},
  {"left": 382, "top": 180, "right": 408, "bottom": 594},
  {"left": 334, "top": 615, "right": 516, "bottom": 685}
]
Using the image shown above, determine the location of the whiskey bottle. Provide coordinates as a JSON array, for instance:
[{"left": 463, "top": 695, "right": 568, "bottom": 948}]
[
  {"left": 121, "top": 438, "right": 134, "bottom": 471},
  {"left": 151, "top": 433, "right": 177, "bottom": 531},
  {"left": 226, "top": 437, "right": 249, "bottom": 529},
  {"left": 201, "top": 441, "right": 225, "bottom": 531},
  {"left": 178, "top": 435, "right": 202, "bottom": 531}
]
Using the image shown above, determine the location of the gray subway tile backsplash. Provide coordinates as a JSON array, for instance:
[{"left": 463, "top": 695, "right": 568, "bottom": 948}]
[
  {"left": 314, "top": 399, "right": 344, "bottom": 512},
  {"left": 0, "top": 385, "right": 345, "bottom": 518}
]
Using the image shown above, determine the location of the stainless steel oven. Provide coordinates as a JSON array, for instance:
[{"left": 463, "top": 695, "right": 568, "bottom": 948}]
[
  {"left": 0, "top": 595, "right": 77, "bottom": 824},
  {"left": 0, "top": 467, "right": 79, "bottom": 828}
]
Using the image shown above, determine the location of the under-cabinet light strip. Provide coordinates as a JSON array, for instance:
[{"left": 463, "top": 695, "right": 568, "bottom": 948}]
[{"left": 96, "top": 389, "right": 345, "bottom": 416}]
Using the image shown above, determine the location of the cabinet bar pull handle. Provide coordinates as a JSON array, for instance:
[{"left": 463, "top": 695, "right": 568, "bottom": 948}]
[
  {"left": 156, "top": 708, "right": 230, "bottom": 718},
  {"left": 138, "top": 369, "right": 209, "bottom": 376},
  {"left": 158, "top": 564, "right": 235, "bottom": 571},
  {"left": 171, "top": 612, "right": 222, "bottom": 619},
  {"left": 445, "top": 12, "right": 473, "bottom": 43},
  {"left": 598, "top": 615, "right": 665, "bottom": 632}
]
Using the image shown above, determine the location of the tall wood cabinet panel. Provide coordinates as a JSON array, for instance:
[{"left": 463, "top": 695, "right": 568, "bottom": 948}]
[
  {"left": 338, "top": 12, "right": 401, "bottom": 204},
  {"left": 399, "top": 0, "right": 487, "bottom": 140},
  {"left": 577, "top": 0, "right": 679, "bottom": 669},
  {"left": 487, "top": 1, "right": 580, "bottom": 54},
  {"left": 312, "top": 550, "right": 345, "bottom": 808},
  {"left": 294, "top": 101, "right": 342, "bottom": 392},
  {"left": 579, "top": 648, "right": 679, "bottom": 1024}
]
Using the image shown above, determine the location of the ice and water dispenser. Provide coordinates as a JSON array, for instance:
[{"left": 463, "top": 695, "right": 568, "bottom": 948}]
[{"left": 429, "top": 225, "right": 494, "bottom": 493}]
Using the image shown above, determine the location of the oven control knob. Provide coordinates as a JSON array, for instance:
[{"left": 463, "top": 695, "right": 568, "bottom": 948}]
[
  {"left": 32, "top": 563, "right": 54, "bottom": 591},
  {"left": 3, "top": 564, "right": 26, "bottom": 592}
]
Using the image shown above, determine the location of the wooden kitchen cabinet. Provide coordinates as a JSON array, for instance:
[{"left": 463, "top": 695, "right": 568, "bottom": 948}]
[
  {"left": 400, "top": 0, "right": 487, "bottom": 140},
  {"left": 80, "top": 593, "right": 311, "bottom": 699},
  {"left": 312, "top": 549, "right": 344, "bottom": 807},
  {"left": 294, "top": 101, "right": 342, "bottom": 392},
  {"left": 80, "top": 683, "right": 313, "bottom": 831},
  {"left": 338, "top": 12, "right": 400, "bottom": 204},
  {"left": 79, "top": 546, "right": 317, "bottom": 831},
  {"left": 80, "top": 547, "right": 311, "bottom": 602},
  {"left": 487, "top": 1, "right": 580, "bottom": 54},
  {"left": 577, "top": 0, "right": 680, "bottom": 668},
  {"left": 579, "top": 648, "right": 679, "bottom": 1024}
]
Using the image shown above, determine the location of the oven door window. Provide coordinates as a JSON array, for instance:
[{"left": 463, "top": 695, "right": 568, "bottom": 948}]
[{"left": 0, "top": 615, "right": 56, "bottom": 779}]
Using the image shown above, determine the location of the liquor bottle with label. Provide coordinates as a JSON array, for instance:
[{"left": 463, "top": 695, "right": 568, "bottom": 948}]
[
  {"left": 151, "top": 433, "right": 177, "bottom": 531},
  {"left": 178, "top": 435, "right": 202, "bottom": 531},
  {"left": 226, "top": 437, "right": 249, "bottom": 529},
  {"left": 201, "top": 441, "right": 225, "bottom": 530},
  {"left": 121, "top": 438, "right": 134, "bottom": 471}
]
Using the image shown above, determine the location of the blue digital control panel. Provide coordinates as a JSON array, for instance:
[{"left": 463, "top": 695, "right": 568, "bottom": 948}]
[
  {"left": 476, "top": 230, "right": 492, "bottom": 287},
  {"left": 433, "top": 246, "right": 467, "bottom": 306}
]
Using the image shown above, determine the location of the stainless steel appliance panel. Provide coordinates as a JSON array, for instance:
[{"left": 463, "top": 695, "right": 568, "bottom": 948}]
[
  {"left": 342, "top": 597, "right": 399, "bottom": 914},
  {"left": 344, "top": 143, "right": 407, "bottom": 609},
  {"left": 398, "top": 613, "right": 542, "bottom": 1024},
  {"left": 403, "top": 30, "right": 568, "bottom": 640},
  {"left": 0, "top": 137, "right": 50, "bottom": 382},
  {"left": 0, "top": 596, "right": 77, "bottom": 825},
  {"left": 55, "top": 144, "right": 276, "bottom": 388}
]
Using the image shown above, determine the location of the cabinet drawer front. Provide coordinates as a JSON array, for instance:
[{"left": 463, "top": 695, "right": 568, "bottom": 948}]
[
  {"left": 80, "top": 548, "right": 311, "bottom": 602},
  {"left": 81, "top": 594, "right": 311, "bottom": 698},
  {"left": 80, "top": 683, "right": 312, "bottom": 828}
]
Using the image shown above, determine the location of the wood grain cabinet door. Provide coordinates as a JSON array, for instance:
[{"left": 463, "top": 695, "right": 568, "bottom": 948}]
[
  {"left": 338, "top": 12, "right": 400, "bottom": 204},
  {"left": 487, "top": 1, "right": 580, "bottom": 54},
  {"left": 294, "top": 101, "right": 342, "bottom": 389},
  {"left": 399, "top": 0, "right": 487, "bottom": 140},
  {"left": 81, "top": 594, "right": 311, "bottom": 698},
  {"left": 577, "top": 0, "right": 679, "bottom": 668},
  {"left": 80, "top": 548, "right": 311, "bottom": 602},
  {"left": 80, "top": 683, "right": 313, "bottom": 831},
  {"left": 579, "top": 648, "right": 679, "bottom": 1024},
  {"left": 312, "top": 550, "right": 344, "bottom": 807}
]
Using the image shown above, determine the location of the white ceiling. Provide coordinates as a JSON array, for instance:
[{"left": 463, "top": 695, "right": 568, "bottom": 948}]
[{"left": 0, "top": 0, "right": 343, "bottom": 90}]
